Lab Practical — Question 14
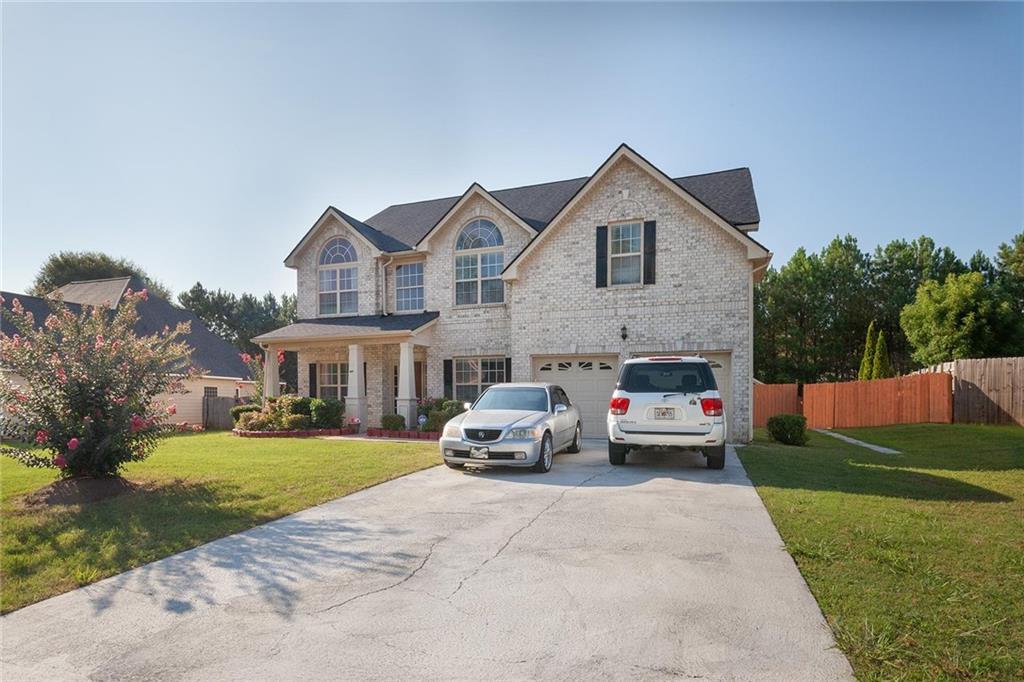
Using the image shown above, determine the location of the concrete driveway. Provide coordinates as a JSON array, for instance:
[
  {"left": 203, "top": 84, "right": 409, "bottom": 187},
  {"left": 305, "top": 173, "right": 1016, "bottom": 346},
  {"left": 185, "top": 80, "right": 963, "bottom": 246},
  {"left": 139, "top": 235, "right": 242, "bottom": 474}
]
[{"left": 2, "top": 442, "right": 852, "bottom": 681}]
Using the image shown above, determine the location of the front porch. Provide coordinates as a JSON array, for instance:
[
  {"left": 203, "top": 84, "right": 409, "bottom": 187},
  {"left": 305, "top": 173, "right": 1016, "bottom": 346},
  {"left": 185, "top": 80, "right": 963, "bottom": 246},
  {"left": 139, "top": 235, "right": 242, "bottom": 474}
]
[{"left": 253, "top": 313, "right": 439, "bottom": 431}]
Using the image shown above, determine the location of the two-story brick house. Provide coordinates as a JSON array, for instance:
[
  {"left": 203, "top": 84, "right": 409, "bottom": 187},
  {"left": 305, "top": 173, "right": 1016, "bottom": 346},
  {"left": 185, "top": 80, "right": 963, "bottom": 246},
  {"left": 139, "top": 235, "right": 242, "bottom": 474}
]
[{"left": 254, "top": 144, "right": 771, "bottom": 441}]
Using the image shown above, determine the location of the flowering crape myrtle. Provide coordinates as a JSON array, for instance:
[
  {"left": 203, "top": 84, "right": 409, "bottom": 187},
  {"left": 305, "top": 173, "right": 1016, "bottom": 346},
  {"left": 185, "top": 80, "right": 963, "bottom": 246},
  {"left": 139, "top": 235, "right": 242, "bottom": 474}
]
[{"left": 0, "top": 289, "right": 197, "bottom": 477}]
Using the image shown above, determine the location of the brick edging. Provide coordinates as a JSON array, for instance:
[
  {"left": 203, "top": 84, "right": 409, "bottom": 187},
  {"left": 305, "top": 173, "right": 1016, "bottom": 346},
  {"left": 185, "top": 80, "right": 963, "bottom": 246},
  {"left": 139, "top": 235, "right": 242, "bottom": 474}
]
[{"left": 232, "top": 428, "right": 359, "bottom": 438}]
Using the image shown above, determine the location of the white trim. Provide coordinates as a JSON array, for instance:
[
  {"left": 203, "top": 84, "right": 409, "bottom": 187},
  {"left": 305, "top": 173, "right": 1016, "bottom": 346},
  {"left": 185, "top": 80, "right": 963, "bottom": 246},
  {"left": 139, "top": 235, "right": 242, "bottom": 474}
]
[
  {"left": 607, "top": 219, "right": 644, "bottom": 287},
  {"left": 415, "top": 184, "right": 535, "bottom": 252},
  {"left": 284, "top": 207, "right": 383, "bottom": 268},
  {"left": 503, "top": 144, "right": 771, "bottom": 280}
]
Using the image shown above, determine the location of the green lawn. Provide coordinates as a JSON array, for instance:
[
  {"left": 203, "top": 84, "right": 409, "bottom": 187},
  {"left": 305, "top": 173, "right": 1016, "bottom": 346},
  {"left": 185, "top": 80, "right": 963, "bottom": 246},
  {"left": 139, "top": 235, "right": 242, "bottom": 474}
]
[
  {"left": 738, "top": 424, "right": 1023, "bottom": 681},
  {"left": 1, "top": 432, "right": 440, "bottom": 613}
]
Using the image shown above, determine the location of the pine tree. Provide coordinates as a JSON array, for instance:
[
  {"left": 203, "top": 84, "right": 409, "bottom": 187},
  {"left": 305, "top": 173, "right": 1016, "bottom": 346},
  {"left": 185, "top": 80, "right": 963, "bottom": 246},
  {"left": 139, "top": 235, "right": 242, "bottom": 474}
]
[
  {"left": 872, "top": 331, "right": 894, "bottom": 379},
  {"left": 858, "top": 321, "right": 876, "bottom": 380}
]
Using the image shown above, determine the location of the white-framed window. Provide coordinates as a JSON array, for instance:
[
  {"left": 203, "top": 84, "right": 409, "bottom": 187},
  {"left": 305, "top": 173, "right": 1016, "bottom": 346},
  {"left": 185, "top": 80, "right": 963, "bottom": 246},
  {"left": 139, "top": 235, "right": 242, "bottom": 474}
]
[
  {"left": 609, "top": 221, "right": 642, "bottom": 285},
  {"left": 318, "top": 362, "right": 348, "bottom": 400},
  {"left": 454, "top": 357, "right": 505, "bottom": 402},
  {"left": 318, "top": 238, "right": 358, "bottom": 315},
  {"left": 454, "top": 219, "right": 504, "bottom": 306},
  {"left": 203, "top": 386, "right": 218, "bottom": 398},
  {"left": 395, "top": 262, "right": 424, "bottom": 311}
]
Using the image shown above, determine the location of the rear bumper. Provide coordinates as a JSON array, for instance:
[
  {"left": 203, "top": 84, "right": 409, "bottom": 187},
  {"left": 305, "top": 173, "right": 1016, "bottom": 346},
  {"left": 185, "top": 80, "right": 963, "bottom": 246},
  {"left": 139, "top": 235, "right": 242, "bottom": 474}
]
[
  {"left": 439, "top": 436, "right": 543, "bottom": 467},
  {"left": 607, "top": 419, "right": 726, "bottom": 448}
]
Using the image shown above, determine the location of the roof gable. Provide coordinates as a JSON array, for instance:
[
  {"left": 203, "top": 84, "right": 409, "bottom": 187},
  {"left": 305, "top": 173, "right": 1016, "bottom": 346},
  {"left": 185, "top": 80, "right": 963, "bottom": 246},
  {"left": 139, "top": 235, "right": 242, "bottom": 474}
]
[
  {"left": 414, "top": 184, "right": 538, "bottom": 251},
  {"left": 284, "top": 207, "right": 409, "bottom": 268}
]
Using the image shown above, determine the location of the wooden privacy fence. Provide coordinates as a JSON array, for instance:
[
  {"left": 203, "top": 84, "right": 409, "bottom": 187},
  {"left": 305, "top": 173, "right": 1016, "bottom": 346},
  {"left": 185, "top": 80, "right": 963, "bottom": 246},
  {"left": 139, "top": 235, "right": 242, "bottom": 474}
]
[
  {"left": 753, "top": 383, "right": 801, "bottom": 427},
  {"left": 202, "top": 396, "right": 238, "bottom": 430},
  {"left": 915, "top": 357, "right": 1024, "bottom": 426},
  {"left": 802, "top": 373, "right": 952, "bottom": 429}
]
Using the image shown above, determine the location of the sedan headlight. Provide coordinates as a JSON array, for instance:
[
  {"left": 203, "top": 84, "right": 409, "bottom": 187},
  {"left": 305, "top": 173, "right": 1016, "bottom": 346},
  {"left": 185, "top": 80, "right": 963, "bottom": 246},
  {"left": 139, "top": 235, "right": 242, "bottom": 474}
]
[
  {"left": 507, "top": 426, "right": 542, "bottom": 440},
  {"left": 443, "top": 423, "right": 462, "bottom": 438}
]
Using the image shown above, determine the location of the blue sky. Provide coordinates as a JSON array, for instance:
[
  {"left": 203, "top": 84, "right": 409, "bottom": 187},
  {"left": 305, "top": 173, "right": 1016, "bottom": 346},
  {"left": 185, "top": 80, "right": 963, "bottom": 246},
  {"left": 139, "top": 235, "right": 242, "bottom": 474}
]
[{"left": 2, "top": 2, "right": 1021, "bottom": 298}]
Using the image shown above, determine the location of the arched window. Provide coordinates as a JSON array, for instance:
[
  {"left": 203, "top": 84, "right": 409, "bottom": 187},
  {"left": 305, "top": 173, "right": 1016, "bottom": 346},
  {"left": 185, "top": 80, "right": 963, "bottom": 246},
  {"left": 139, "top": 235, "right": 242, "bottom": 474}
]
[
  {"left": 454, "top": 220, "right": 504, "bottom": 305},
  {"left": 318, "top": 238, "right": 358, "bottom": 315}
]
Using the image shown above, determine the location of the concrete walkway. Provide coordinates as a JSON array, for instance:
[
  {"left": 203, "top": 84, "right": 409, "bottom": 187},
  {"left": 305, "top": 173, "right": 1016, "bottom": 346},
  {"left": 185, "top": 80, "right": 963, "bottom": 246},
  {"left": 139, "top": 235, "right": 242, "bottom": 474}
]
[
  {"left": 814, "top": 429, "right": 901, "bottom": 454},
  {"left": 2, "top": 443, "right": 852, "bottom": 681}
]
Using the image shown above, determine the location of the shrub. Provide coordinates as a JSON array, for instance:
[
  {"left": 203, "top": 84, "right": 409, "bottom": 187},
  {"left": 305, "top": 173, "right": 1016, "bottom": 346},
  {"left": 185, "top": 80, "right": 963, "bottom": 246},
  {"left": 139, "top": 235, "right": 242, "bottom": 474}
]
[
  {"left": 442, "top": 399, "right": 466, "bottom": 415},
  {"left": 381, "top": 414, "right": 406, "bottom": 431},
  {"left": 310, "top": 398, "right": 344, "bottom": 429},
  {"left": 0, "top": 289, "right": 194, "bottom": 477},
  {"left": 766, "top": 414, "right": 808, "bottom": 446},
  {"left": 230, "top": 404, "right": 261, "bottom": 423},
  {"left": 417, "top": 397, "right": 447, "bottom": 418},
  {"left": 237, "top": 410, "right": 273, "bottom": 432},
  {"left": 423, "top": 410, "right": 449, "bottom": 433},
  {"left": 280, "top": 414, "right": 310, "bottom": 431},
  {"left": 289, "top": 396, "right": 312, "bottom": 416}
]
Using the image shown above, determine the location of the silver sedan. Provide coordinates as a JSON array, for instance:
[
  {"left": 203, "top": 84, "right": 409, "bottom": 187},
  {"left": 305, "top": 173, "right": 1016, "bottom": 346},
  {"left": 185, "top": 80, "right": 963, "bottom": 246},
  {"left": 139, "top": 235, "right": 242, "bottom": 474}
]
[{"left": 439, "top": 383, "right": 583, "bottom": 473}]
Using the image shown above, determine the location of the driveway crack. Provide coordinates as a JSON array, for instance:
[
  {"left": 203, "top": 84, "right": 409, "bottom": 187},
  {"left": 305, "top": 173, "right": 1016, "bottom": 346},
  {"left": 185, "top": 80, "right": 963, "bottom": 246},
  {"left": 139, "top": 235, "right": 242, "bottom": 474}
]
[
  {"left": 447, "top": 467, "right": 612, "bottom": 599},
  {"left": 316, "top": 535, "right": 446, "bottom": 614}
]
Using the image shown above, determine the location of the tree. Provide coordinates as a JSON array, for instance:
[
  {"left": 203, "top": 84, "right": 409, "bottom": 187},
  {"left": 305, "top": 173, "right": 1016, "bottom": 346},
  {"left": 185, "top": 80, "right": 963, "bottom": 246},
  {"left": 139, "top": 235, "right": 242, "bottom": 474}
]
[
  {"left": 900, "top": 272, "right": 1024, "bottom": 365},
  {"left": 0, "top": 289, "right": 195, "bottom": 477},
  {"left": 30, "top": 251, "right": 172, "bottom": 300},
  {"left": 178, "top": 283, "right": 298, "bottom": 390},
  {"left": 858, "top": 321, "right": 877, "bottom": 380},
  {"left": 871, "top": 331, "right": 894, "bottom": 379}
]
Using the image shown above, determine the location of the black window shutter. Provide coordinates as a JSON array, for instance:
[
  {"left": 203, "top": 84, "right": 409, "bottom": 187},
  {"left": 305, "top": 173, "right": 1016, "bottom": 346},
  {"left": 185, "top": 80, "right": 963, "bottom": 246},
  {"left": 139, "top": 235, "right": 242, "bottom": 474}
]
[
  {"left": 308, "top": 363, "right": 317, "bottom": 398},
  {"left": 504, "top": 357, "right": 512, "bottom": 382},
  {"left": 643, "top": 220, "right": 656, "bottom": 285},
  {"left": 443, "top": 359, "right": 453, "bottom": 399},
  {"left": 363, "top": 362, "right": 368, "bottom": 397},
  {"left": 596, "top": 225, "right": 608, "bottom": 288}
]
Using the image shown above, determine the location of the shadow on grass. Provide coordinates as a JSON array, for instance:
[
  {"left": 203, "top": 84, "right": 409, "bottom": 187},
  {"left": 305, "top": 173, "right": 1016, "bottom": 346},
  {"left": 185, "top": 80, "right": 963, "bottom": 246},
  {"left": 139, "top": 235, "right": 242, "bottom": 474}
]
[
  {"left": 834, "top": 424, "right": 1024, "bottom": 472},
  {"left": 5, "top": 478, "right": 414, "bottom": 618}
]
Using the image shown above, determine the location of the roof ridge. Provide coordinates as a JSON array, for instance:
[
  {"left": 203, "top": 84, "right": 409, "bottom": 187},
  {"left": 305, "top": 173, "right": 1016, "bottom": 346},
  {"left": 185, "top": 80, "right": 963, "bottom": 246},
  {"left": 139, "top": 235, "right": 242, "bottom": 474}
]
[
  {"left": 65, "top": 275, "right": 133, "bottom": 285},
  {"left": 370, "top": 175, "right": 591, "bottom": 215},
  {"left": 673, "top": 167, "right": 750, "bottom": 180}
]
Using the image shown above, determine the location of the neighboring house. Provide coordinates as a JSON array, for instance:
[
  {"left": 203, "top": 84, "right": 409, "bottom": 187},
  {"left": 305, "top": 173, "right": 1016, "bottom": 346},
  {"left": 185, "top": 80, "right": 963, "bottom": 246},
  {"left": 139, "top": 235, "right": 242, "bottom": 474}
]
[
  {"left": 1, "top": 276, "right": 253, "bottom": 427},
  {"left": 256, "top": 144, "right": 771, "bottom": 441}
]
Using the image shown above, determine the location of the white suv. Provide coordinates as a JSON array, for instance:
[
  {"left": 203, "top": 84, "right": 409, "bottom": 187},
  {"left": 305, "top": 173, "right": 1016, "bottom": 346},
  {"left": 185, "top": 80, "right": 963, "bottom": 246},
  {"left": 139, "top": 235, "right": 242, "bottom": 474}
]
[{"left": 606, "top": 356, "right": 727, "bottom": 469}]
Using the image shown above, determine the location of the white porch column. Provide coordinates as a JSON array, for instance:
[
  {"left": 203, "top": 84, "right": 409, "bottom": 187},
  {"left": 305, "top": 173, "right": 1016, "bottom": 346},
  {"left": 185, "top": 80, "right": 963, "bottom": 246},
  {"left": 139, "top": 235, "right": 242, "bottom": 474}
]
[
  {"left": 396, "top": 341, "right": 417, "bottom": 430},
  {"left": 346, "top": 344, "right": 367, "bottom": 431},
  {"left": 262, "top": 347, "right": 280, "bottom": 403}
]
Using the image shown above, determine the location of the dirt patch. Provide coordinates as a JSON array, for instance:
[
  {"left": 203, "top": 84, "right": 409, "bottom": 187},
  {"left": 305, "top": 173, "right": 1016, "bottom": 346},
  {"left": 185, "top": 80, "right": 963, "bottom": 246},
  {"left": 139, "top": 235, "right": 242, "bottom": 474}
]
[{"left": 19, "top": 477, "right": 140, "bottom": 509}]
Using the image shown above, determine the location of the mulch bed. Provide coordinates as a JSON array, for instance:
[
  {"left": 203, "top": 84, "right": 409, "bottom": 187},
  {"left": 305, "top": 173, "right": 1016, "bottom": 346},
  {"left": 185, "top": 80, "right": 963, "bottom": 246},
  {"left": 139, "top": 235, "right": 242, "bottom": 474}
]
[{"left": 19, "top": 476, "right": 140, "bottom": 509}]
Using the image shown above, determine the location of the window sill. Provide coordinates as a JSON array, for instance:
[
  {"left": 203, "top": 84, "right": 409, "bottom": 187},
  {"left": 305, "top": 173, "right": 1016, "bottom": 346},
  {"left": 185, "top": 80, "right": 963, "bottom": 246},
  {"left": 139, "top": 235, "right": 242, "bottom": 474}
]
[
  {"left": 452, "top": 302, "right": 506, "bottom": 310},
  {"left": 605, "top": 283, "right": 645, "bottom": 291},
  {"left": 317, "top": 313, "right": 360, "bottom": 318}
]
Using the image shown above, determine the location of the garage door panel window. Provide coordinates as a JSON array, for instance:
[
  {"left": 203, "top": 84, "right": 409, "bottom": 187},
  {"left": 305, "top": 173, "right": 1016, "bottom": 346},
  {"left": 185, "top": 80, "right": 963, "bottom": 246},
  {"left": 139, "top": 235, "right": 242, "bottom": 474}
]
[{"left": 455, "top": 357, "right": 506, "bottom": 402}]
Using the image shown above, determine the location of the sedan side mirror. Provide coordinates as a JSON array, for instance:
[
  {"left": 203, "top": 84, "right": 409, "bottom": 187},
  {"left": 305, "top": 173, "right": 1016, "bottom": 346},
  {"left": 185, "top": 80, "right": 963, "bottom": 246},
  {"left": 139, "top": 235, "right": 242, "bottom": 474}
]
[
  {"left": 554, "top": 404, "right": 568, "bottom": 414},
  {"left": 463, "top": 402, "right": 472, "bottom": 411}
]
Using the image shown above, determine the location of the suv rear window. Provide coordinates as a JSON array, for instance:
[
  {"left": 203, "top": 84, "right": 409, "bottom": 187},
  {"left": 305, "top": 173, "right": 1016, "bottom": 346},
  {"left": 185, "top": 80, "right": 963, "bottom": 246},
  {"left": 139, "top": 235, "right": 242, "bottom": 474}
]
[{"left": 617, "top": 362, "right": 717, "bottom": 394}]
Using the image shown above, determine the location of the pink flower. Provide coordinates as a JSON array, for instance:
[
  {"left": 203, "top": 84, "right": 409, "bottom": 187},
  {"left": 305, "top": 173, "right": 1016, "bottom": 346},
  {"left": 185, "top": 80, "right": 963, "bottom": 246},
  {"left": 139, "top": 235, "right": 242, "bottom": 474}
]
[
  {"left": 138, "top": 288, "right": 149, "bottom": 301},
  {"left": 14, "top": 392, "right": 28, "bottom": 403},
  {"left": 34, "top": 430, "right": 48, "bottom": 445},
  {"left": 67, "top": 438, "right": 80, "bottom": 451},
  {"left": 112, "top": 340, "right": 122, "bottom": 350},
  {"left": 130, "top": 414, "right": 146, "bottom": 433},
  {"left": 276, "top": 349, "right": 285, "bottom": 364},
  {"left": 44, "top": 314, "right": 59, "bottom": 329},
  {"left": 240, "top": 353, "right": 252, "bottom": 364},
  {"left": 54, "top": 454, "right": 67, "bottom": 470},
  {"left": 56, "top": 367, "right": 68, "bottom": 385},
  {"left": 11, "top": 298, "right": 23, "bottom": 314},
  {"left": 95, "top": 335, "right": 105, "bottom": 348},
  {"left": 166, "top": 404, "right": 177, "bottom": 416}
]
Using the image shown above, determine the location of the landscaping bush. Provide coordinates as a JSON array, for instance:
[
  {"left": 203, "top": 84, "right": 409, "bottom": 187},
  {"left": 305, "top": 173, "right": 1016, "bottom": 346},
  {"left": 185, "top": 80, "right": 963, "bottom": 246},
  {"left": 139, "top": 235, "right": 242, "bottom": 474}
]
[
  {"left": 381, "top": 414, "right": 406, "bottom": 431},
  {"left": 310, "top": 398, "right": 344, "bottom": 429},
  {"left": 442, "top": 399, "right": 466, "bottom": 414},
  {"left": 230, "top": 404, "right": 261, "bottom": 424},
  {"left": 766, "top": 414, "right": 808, "bottom": 446},
  {"left": 280, "top": 414, "right": 310, "bottom": 431},
  {"left": 423, "top": 410, "right": 449, "bottom": 434},
  {"left": 238, "top": 410, "right": 274, "bottom": 432},
  {"left": 417, "top": 397, "right": 447, "bottom": 418},
  {"left": 289, "top": 396, "right": 312, "bottom": 416}
]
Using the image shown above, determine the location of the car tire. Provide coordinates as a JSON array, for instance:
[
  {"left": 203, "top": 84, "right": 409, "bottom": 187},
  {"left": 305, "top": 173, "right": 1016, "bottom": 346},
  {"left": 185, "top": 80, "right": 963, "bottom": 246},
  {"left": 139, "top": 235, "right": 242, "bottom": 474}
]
[
  {"left": 705, "top": 445, "right": 726, "bottom": 470},
  {"left": 532, "top": 433, "right": 553, "bottom": 473},
  {"left": 566, "top": 423, "right": 582, "bottom": 453},
  {"left": 608, "top": 441, "right": 627, "bottom": 465},
  {"left": 445, "top": 461, "right": 464, "bottom": 470}
]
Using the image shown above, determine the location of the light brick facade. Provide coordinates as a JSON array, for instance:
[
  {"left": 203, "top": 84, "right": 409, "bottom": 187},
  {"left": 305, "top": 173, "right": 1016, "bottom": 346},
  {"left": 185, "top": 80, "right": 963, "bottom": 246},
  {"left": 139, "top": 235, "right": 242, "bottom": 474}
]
[{"left": 277, "top": 153, "right": 763, "bottom": 441}]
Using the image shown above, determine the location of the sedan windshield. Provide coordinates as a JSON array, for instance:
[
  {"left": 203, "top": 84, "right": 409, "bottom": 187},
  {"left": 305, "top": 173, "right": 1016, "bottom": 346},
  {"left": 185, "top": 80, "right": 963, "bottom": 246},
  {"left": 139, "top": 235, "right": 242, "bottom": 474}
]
[{"left": 473, "top": 388, "right": 548, "bottom": 412}]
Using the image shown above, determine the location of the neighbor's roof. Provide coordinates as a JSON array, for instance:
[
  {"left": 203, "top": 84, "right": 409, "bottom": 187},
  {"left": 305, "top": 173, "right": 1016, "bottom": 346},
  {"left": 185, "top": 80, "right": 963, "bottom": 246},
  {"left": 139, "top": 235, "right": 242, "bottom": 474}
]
[
  {"left": 1, "top": 277, "right": 250, "bottom": 380},
  {"left": 357, "top": 167, "right": 760, "bottom": 252},
  {"left": 253, "top": 311, "right": 440, "bottom": 343}
]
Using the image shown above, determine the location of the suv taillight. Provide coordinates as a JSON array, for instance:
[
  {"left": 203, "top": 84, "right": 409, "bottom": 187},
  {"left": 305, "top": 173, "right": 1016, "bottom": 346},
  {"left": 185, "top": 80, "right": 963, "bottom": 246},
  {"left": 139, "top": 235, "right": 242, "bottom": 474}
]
[
  {"left": 609, "top": 397, "right": 630, "bottom": 415},
  {"left": 701, "top": 398, "right": 723, "bottom": 417}
]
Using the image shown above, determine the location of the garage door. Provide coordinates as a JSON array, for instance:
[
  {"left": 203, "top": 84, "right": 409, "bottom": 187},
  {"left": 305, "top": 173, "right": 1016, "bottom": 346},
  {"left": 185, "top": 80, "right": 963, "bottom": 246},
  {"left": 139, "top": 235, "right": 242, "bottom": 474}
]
[{"left": 532, "top": 355, "right": 620, "bottom": 437}]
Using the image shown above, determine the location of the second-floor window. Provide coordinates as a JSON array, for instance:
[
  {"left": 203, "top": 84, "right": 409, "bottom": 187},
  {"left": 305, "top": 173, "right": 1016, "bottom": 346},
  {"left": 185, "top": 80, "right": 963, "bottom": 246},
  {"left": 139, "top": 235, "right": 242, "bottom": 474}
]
[
  {"left": 455, "top": 219, "right": 504, "bottom": 306},
  {"left": 319, "top": 237, "right": 358, "bottom": 315},
  {"left": 609, "top": 221, "right": 642, "bottom": 285},
  {"left": 395, "top": 262, "right": 424, "bottom": 311}
]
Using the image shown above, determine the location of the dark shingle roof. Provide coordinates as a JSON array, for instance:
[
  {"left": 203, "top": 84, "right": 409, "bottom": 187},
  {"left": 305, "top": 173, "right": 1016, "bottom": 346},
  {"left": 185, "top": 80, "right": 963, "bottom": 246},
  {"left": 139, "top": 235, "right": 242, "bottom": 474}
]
[
  {"left": 332, "top": 208, "right": 413, "bottom": 252},
  {"left": 361, "top": 168, "right": 758, "bottom": 250},
  {"left": 253, "top": 311, "right": 439, "bottom": 343},
  {"left": 1, "top": 277, "right": 250, "bottom": 380}
]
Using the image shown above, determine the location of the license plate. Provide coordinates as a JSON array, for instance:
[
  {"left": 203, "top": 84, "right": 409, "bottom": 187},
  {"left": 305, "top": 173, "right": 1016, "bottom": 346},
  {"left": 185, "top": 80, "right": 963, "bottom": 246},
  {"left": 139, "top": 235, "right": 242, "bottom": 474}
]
[
  {"left": 654, "top": 407, "right": 675, "bottom": 420},
  {"left": 469, "top": 446, "right": 489, "bottom": 459}
]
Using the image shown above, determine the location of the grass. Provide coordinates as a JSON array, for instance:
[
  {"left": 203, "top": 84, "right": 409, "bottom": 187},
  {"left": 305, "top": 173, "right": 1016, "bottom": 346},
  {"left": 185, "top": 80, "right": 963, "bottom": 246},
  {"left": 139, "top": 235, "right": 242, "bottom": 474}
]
[
  {"left": 0, "top": 432, "right": 440, "bottom": 613},
  {"left": 738, "top": 424, "right": 1023, "bottom": 681}
]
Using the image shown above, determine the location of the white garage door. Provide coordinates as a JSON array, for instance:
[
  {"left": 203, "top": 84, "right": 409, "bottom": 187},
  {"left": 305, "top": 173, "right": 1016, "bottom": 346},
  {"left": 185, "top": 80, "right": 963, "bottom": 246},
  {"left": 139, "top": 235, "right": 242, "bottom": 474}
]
[{"left": 532, "top": 355, "right": 620, "bottom": 437}]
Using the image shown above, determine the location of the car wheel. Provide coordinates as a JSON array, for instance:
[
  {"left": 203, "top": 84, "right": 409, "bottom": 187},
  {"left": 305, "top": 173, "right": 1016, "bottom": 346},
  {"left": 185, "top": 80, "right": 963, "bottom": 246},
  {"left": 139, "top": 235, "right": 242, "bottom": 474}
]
[
  {"left": 705, "top": 445, "right": 726, "bottom": 470},
  {"left": 532, "top": 433, "right": 553, "bottom": 473},
  {"left": 566, "top": 423, "right": 582, "bottom": 453},
  {"left": 608, "top": 441, "right": 627, "bottom": 465},
  {"left": 445, "top": 461, "right": 464, "bottom": 470}
]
